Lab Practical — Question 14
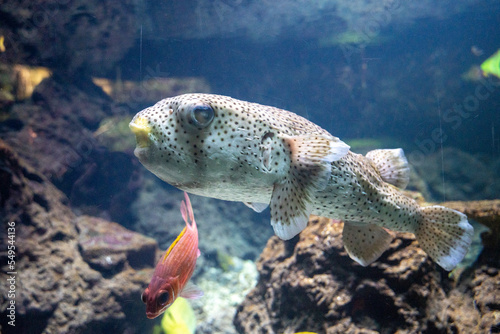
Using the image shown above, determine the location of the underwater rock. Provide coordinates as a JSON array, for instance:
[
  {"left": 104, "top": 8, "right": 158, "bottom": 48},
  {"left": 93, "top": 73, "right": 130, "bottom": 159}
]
[
  {"left": 0, "top": 75, "right": 140, "bottom": 226},
  {"left": 0, "top": 65, "right": 52, "bottom": 102},
  {"left": 0, "top": 75, "right": 114, "bottom": 175},
  {"left": 0, "top": 140, "right": 156, "bottom": 334},
  {"left": 93, "top": 77, "right": 211, "bottom": 105},
  {"left": 77, "top": 215, "right": 157, "bottom": 274},
  {"left": 0, "top": 0, "right": 136, "bottom": 76},
  {"left": 472, "top": 265, "right": 500, "bottom": 332},
  {"left": 191, "top": 256, "right": 258, "bottom": 334},
  {"left": 234, "top": 214, "right": 499, "bottom": 333}
]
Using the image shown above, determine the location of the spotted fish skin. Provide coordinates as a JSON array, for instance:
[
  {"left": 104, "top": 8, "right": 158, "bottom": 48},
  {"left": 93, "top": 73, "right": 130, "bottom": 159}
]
[
  {"left": 130, "top": 94, "right": 346, "bottom": 203},
  {"left": 130, "top": 93, "right": 473, "bottom": 271}
]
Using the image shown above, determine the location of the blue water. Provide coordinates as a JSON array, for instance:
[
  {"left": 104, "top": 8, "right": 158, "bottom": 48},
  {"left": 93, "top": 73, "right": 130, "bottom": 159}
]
[
  {"left": 118, "top": 7, "right": 500, "bottom": 159},
  {"left": 1, "top": 1, "right": 499, "bottom": 333}
]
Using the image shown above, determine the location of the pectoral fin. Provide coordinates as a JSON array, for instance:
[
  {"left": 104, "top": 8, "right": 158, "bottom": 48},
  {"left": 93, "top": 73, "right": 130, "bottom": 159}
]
[
  {"left": 342, "top": 222, "right": 393, "bottom": 266},
  {"left": 180, "top": 281, "right": 204, "bottom": 299},
  {"left": 285, "top": 134, "right": 350, "bottom": 190},
  {"left": 270, "top": 134, "right": 350, "bottom": 240}
]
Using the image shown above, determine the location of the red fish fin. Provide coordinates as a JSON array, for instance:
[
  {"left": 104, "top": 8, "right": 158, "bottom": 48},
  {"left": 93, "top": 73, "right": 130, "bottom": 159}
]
[
  {"left": 197, "top": 249, "right": 201, "bottom": 258},
  {"left": 181, "top": 192, "right": 195, "bottom": 226},
  {"left": 180, "top": 196, "right": 188, "bottom": 223},
  {"left": 180, "top": 282, "right": 203, "bottom": 299},
  {"left": 163, "top": 227, "right": 187, "bottom": 261}
]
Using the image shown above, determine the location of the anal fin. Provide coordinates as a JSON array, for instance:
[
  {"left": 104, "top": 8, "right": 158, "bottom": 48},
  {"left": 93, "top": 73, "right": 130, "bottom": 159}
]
[
  {"left": 366, "top": 148, "right": 410, "bottom": 189},
  {"left": 343, "top": 222, "right": 393, "bottom": 266},
  {"left": 244, "top": 202, "right": 269, "bottom": 213}
]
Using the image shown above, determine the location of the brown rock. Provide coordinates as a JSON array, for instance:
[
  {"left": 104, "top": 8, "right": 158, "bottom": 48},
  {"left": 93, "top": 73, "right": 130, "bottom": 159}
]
[
  {"left": 1, "top": 75, "right": 115, "bottom": 178},
  {"left": 0, "top": 75, "right": 141, "bottom": 227},
  {"left": 77, "top": 215, "right": 157, "bottom": 274},
  {"left": 0, "top": 0, "right": 136, "bottom": 76},
  {"left": 0, "top": 140, "right": 157, "bottom": 333},
  {"left": 235, "top": 215, "right": 499, "bottom": 334}
]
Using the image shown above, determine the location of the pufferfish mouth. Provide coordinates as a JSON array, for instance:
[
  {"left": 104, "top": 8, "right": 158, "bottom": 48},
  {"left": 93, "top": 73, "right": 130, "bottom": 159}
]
[{"left": 129, "top": 116, "right": 151, "bottom": 148}]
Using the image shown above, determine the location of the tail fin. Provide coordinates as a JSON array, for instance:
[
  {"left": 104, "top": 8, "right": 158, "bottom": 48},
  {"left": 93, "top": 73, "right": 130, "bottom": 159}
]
[
  {"left": 415, "top": 206, "right": 474, "bottom": 271},
  {"left": 181, "top": 192, "right": 195, "bottom": 227}
]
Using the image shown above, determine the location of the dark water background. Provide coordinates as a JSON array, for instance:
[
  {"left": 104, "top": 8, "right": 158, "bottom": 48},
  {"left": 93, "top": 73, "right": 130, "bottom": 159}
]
[
  {"left": 1, "top": 1, "right": 500, "bottom": 333},
  {"left": 117, "top": 9, "right": 500, "bottom": 158}
]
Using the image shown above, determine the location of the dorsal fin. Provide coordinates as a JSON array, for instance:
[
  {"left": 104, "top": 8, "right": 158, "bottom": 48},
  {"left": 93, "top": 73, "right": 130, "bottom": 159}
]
[
  {"left": 365, "top": 148, "right": 410, "bottom": 189},
  {"left": 181, "top": 192, "right": 195, "bottom": 226},
  {"left": 163, "top": 227, "right": 187, "bottom": 262}
]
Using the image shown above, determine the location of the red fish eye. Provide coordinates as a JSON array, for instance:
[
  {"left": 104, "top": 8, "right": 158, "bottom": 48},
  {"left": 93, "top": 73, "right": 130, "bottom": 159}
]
[
  {"left": 157, "top": 291, "right": 169, "bottom": 306},
  {"left": 141, "top": 291, "right": 147, "bottom": 304}
]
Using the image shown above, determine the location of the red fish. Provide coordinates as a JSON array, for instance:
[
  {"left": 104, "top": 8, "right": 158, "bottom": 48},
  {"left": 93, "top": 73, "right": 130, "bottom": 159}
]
[{"left": 141, "top": 192, "right": 203, "bottom": 319}]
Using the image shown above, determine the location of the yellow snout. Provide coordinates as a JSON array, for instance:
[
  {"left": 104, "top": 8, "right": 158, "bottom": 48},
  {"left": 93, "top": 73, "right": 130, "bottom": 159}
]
[{"left": 129, "top": 116, "right": 151, "bottom": 148}]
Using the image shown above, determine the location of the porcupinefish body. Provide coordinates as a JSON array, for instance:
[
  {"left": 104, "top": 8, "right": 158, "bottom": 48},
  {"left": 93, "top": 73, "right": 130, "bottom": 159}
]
[{"left": 130, "top": 93, "right": 473, "bottom": 271}]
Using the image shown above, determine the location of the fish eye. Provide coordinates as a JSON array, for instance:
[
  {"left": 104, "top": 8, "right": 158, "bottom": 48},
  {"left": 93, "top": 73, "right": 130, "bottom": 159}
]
[
  {"left": 141, "top": 291, "right": 147, "bottom": 304},
  {"left": 157, "top": 291, "right": 169, "bottom": 306},
  {"left": 190, "top": 104, "right": 214, "bottom": 128}
]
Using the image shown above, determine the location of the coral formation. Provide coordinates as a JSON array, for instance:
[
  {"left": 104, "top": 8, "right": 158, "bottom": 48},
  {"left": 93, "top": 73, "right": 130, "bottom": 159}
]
[
  {"left": 193, "top": 256, "right": 258, "bottom": 334},
  {"left": 234, "top": 214, "right": 499, "bottom": 333},
  {"left": 0, "top": 140, "right": 157, "bottom": 333}
]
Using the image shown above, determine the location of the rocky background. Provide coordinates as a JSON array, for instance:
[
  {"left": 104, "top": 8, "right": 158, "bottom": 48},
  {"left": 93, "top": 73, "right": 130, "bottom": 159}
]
[
  {"left": 0, "top": 0, "right": 499, "bottom": 333},
  {"left": 0, "top": 140, "right": 158, "bottom": 333},
  {"left": 234, "top": 212, "right": 499, "bottom": 334}
]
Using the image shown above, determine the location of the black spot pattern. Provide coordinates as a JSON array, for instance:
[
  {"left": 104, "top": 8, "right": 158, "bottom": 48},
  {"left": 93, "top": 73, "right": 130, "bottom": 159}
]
[
  {"left": 130, "top": 93, "right": 333, "bottom": 204},
  {"left": 131, "top": 93, "right": 422, "bottom": 231},
  {"left": 312, "top": 151, "right": 421, "bottom": 233},
  {"left": 365, "top": 148, "right": 410, "bottom": 189},
  {"left": 131, "top": 94, "right": 473, "bottom": 270}
]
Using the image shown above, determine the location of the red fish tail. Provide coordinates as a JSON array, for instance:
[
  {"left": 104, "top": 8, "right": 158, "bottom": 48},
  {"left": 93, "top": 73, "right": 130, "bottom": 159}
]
[{"left": 181, "top": 192, "right": 196, "bottom": 229}]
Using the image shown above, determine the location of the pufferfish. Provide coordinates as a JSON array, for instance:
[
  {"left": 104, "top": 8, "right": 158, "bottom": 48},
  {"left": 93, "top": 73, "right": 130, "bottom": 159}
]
[{"left": 130, "top": 93, "right": 473, "bottom": 271}]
